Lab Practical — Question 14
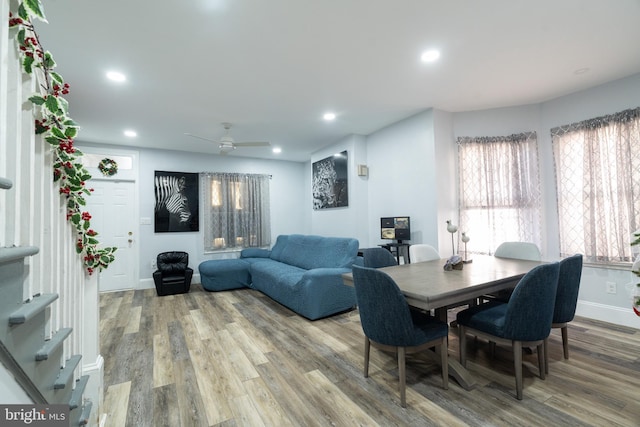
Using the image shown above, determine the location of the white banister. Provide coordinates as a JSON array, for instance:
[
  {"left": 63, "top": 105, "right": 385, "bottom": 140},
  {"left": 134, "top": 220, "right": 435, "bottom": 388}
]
[{"left": 0, "top": 0, "right": 101, "bottom": 422}]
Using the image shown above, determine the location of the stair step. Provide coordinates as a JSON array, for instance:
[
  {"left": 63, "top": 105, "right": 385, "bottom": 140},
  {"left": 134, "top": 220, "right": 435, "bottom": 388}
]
[
  {"left": 69, "top": 375, "right": 90, "bottom": 410},
  {"left": 78, "top": 401, "right": 93, "bottom": 426},
  {"left": 54, "top": 354, "right": 82, "bottom": 390},
  {"left": 9, "top": 293, "right": 59, "bottom": 325},
  {"left": 36, "top": 328, "right": 73, "bottom": 361},
  {"left": 0, "top": 177, "right": 12, "bottom": 189},
  {"left": 0, "top": 246, "right": 39, "bottom": 264}
]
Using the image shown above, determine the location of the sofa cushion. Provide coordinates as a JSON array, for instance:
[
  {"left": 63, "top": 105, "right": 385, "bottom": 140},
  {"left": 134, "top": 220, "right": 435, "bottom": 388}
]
[
  {"left": 278, "top": 234, "right": 358, "bottom": 270},
  {"left": 199, "top": 259, "right": 250, "bottom": 291},
  {"left": 249, "top": 260, "right": 306, "bottom": 305},
  {"left": 249, "top": 259, "right": 305, "bottom": 283},
  {"left": 268, "top": 234, "right": 289, "bottom": 262},
  {"left": 241, "top": 248, "right": 271, "bottom": 258}
]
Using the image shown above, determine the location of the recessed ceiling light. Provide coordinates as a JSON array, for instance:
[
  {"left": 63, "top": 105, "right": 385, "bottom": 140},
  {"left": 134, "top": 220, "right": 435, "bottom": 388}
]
[
  {"left": 420, "top": 49, "right": 440, "bottom": 63},
  {"left": 272, "top": 147, "right": 282, "bottom": 154},
  {"left": 323, "top": 112, "right": 336, "bottom": 121},
  {"left": 124, "top": 130, "right": 137, "bottom": 137},
  {"left": 106, "top": 71, "right": 126, "bottom": 82}
]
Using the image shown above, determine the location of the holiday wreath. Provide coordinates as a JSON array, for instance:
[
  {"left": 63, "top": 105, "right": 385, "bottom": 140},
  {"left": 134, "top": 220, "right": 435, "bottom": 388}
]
[{"left": 98, "top": 158, "right": 118, "bottom": 176}]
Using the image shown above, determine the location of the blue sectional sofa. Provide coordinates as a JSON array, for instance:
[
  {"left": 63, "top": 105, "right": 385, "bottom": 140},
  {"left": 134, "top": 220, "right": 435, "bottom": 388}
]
[{"left": 199, "top": 234, "right": 361, "bottom": 320}]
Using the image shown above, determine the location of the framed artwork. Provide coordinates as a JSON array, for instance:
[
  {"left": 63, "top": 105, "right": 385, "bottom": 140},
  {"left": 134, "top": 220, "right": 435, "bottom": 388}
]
[
  {"left": 312, "top": 150, "right": 348, "bottom": 209},
  {"left": 154, "top": 171, "right": 199, "bottom": 232}
]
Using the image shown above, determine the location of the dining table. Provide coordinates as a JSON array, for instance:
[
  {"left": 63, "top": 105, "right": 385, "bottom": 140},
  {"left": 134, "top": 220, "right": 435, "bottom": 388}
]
[{"left": 342, "top": 254, "right": 542, "bottom": 390}]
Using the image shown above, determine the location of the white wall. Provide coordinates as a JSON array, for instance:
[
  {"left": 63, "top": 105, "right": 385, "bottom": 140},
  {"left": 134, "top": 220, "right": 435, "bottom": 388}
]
[
  {"left": 0, "top": 367, "right": 32, "bottom": 403},
  {"left": 540, "top": 73, "right": 640, "bottom": 328},
  {"left": 365, "top": 110, "right": 446, "bottom": 252},
  {"left": 310, "top": 134, "right": 369, "bottom": 246},
  {"left": 78, "top": 143, "right": 309, "bottom": 286},
  {"left": 138, "top": 147, "right": 309, "bottom": 281},
  {"left": 433, "top": 109, "right": 458, "bottom": 257}
]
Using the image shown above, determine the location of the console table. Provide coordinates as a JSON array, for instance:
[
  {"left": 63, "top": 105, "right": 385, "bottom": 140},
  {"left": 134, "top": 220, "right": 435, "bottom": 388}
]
[{"left": 378, "top": 242, "right": 410, "bottom": 264}]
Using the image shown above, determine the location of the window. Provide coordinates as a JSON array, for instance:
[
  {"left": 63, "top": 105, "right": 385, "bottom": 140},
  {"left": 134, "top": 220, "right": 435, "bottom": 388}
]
[
  {"left": 457, "top": 132, "right": 542, "bottom": 254},
  {"left": 552, "top": 107, "right": 640, "bottom": 264},
  {"left": 201, "top": 173, "right": 271, "bottom": 251}
]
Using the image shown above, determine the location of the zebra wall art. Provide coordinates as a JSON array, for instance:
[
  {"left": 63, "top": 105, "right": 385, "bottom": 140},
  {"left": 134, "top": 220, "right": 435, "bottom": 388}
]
[{"left": 154, "top": 171, "right": 199, "bottom": 232}]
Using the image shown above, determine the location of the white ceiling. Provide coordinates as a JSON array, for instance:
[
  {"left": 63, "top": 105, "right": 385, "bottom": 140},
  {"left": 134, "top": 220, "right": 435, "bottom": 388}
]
[{"left": 34, "top": 0, "right": 640, "bottom": 162}]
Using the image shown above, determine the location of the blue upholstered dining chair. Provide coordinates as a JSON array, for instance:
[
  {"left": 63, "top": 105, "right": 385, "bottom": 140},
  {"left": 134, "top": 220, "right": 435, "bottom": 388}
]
[
  {"left": 545, "top": 254, "right": 583, "bottom": 373},
  {"left": 352, "top": 265, "right": 449, "bottom": 408},
  {"left": 456, "top": 262, "right": 560, "bottom": 400},
  {"left": 361, "top": 247, "right": 398, "bottom": 268}
]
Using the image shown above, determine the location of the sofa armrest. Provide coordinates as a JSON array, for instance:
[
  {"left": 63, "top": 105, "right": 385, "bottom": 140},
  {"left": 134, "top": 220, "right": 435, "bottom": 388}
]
[
  {"left": 301, "top": 267, "right": 351, "bottom": 281},
  {"left": 241, "top": 248, "right": 271, "bottom": 258},
  {"left": 296, "top": 267, "right": 356, "bottom": 319}
]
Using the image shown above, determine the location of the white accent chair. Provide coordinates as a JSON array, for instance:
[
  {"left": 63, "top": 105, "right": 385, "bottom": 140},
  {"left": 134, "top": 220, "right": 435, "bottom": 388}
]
[
  {"left": 408, "top": 244, "right": 440, "bottom": 263},
  {"left": 494, "top": 241, "right": 541, "bottom": 261},
  {"left": 486, "top": 241, "right": 542, "bottom": 310}
]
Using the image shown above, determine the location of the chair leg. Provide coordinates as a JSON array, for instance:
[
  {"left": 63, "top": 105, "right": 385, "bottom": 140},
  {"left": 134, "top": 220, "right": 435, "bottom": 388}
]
[
  {"left": 459, "top": 325, "right": 467, "bottom": 368},
  {"left": 544, "top": 338, "right": 549, "bottom": 375},
  {"left": 513, "top": 341, "right": 523, "bottom": 400},
  {"left": 537, "top": 342, "right": 545, "bottom": 380},
  {"left": 364, "top": 337, "right": 370, "bottom": 378},
  {"left": 439, "top": 339, "right": 449, "bottom": 390},
  {"left": 398, "top": 347, "right": 407, "bottom": 408},
  {"left": 561, "top": 326, "right": 569, "bottom": 359}
]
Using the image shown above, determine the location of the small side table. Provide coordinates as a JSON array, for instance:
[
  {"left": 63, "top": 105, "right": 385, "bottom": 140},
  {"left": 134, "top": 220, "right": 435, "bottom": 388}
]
[{"left": 379, "top": 243, "right": 411, "bottom": 264}]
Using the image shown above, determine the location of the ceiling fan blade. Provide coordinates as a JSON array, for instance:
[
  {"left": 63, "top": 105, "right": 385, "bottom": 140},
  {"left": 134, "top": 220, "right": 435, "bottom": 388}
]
[
  {"left": 233, "top": 141, "right": 271, "bottom": 147},
  {"left": 184, "top": 132, "right": 218, "bottom": 143}
]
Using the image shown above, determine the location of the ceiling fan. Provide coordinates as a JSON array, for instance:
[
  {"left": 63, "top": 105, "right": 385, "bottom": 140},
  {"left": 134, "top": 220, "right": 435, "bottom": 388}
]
[{"left": 185, "top": 122, "right": 270, "bottom": 155}]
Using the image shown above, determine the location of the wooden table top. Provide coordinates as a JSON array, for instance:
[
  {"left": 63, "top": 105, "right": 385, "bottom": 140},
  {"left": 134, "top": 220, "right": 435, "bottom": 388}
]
[{"left": 343, "top": 254, "right": 542, "bottom": 311}]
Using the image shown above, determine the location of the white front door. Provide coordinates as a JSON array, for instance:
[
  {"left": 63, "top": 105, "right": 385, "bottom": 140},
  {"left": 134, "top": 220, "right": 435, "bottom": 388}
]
[{"left": 86, "top": 180, "right": 138, "bottom": 291}]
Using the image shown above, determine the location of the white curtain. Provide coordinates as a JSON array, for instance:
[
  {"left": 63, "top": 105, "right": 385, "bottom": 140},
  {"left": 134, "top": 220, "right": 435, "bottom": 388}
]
[
  {"left": 458, "top": 132, "right": 542, "bottom": 255},
  {"left": 552, "top": 107, "right": 640, "bottom": 263},
  {"left": 201, "top": 173, "right": 271, "bottom": 251}
]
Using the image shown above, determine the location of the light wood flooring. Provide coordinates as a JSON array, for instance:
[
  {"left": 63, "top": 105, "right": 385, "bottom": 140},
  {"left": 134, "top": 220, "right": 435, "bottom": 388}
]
[{"left": 99, "top": 284, "right": 640, "bottom": 426}]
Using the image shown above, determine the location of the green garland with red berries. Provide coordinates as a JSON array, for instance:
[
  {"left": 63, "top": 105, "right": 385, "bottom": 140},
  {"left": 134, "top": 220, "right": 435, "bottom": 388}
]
[{"left": 9, "top": 0, "right": 116, "bottom": 275}]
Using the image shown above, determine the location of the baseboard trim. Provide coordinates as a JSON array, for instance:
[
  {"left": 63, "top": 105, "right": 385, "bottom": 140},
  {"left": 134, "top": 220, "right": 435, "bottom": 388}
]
[
  {"left": 82, "top": 355, "right": 104, "bottom": 427},
  {"left": 576, "top": 300, "right": 640, "bottom": 329}
]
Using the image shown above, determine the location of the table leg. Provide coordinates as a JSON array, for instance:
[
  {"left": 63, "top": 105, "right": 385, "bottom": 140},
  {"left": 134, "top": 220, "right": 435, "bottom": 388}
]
[
  {"left": 429, "top": 307, "right": 476, "bottom": 391},
  {"left": 423, "top": 348, "right": 477, "bottom": 391}
]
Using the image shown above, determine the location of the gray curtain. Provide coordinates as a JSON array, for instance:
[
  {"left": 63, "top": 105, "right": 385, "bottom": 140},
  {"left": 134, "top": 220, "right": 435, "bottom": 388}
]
[
  {"left": 551, "top": 107, "right": 640, "bottom": 263},
  {"left": 457, "top": 132, "right": 541, "bottom": 255},
  {"left": 201, "top": 173, "right": 271, "bottom": 251}
]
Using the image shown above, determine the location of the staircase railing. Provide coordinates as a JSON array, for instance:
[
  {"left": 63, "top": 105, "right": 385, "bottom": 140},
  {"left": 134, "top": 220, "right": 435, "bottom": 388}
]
[{"left": 0, "top": 0, "right": 100, "bottom": 424}]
